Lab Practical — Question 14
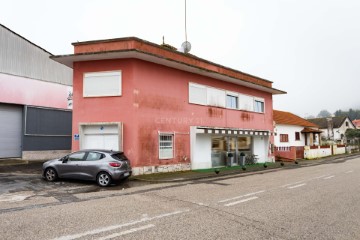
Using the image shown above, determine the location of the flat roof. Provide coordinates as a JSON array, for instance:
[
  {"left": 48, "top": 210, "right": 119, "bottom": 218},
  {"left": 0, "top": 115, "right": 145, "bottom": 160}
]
[{"left": 52, "top": 37, "right": 286, "bottom": 95}]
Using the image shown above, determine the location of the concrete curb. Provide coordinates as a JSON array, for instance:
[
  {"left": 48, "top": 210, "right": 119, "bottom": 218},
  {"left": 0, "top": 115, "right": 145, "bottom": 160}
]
[
  {"left": 131, "top": 153, "right": 360, "bottom": 183},
  {"left": 1, "top": 153, "right": 359, "bottom": 183}
]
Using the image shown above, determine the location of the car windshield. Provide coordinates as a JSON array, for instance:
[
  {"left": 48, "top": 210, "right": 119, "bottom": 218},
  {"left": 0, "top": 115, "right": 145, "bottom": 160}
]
[{"left": 111, "top": 152, "right": 128, "bottom": 161}]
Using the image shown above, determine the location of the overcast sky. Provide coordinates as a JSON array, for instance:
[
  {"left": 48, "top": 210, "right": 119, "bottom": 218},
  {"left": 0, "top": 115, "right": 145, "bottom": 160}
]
[{"left": 1, "top": 0, "right": 359, "bottom": 118}]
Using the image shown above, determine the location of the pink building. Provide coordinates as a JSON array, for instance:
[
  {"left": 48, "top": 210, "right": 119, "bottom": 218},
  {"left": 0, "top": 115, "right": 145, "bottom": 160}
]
[{"left": 53, "top": 37, "right": 285, "bottom": 175}]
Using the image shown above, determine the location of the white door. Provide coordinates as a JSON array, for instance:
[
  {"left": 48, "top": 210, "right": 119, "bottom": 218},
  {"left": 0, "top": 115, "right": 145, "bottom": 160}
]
[{"left": 81, "top": 124, "right": 121, "bottom": 151}]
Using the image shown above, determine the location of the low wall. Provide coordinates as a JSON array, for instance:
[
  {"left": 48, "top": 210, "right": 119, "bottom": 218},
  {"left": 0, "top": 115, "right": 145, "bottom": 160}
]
[
  {"left": 274, "top": 146, "right": 296, "bottom": 161},
  {"left": 333, "top": 145, "right": 346, "bottom": 155},
  {"left": 347, "top": 145, "right": 360, "bottom": 153},
  {"left": 132, "top": 163, "right": 191, "bottom": 176},
  {"left": 304, "top": 146, "right": 332, "bottom": 159}
]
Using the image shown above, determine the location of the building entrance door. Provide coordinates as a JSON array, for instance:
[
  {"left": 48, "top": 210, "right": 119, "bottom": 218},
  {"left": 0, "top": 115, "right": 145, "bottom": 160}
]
[{"left": 211, "top": 136, "right": 226, "bottom": 167}]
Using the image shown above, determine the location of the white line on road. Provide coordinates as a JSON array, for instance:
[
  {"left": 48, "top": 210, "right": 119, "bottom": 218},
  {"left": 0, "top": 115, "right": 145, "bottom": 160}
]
[
  {"left": 96, "top": 224, "right": 155, "bottom": 240},
  {"left": 224, "top": 196, "right": 258, "bottom": 207},
  {"left": 345, "top": 170, "right": 353, "bottom": 174},
  {"left": 323, "top": 175, "right": 335, "bottom": 180},
  {"left": 54, "top": 209, "right": 189, "bottom": 240},
  {"left": 314, "top": 175, "right": 331, "bottom": 179},
  {"left": 218, "top": 190, "right": 265, "bottom": 203},
  {"left": 287, "top": 183, "right": 306, "bottom": 189},
  {"left": 281, "top": 181, "right": 305, "bottom": 188}
]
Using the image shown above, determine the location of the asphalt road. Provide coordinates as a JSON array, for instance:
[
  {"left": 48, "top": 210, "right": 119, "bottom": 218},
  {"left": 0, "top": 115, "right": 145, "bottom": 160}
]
[{"left": 0, "top": 156, "right": 359, "bottom": 239}]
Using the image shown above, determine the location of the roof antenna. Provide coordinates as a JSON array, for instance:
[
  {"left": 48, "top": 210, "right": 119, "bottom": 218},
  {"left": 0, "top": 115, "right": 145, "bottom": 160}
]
[{"left": 181, "top": 0, "right": 191, "bottom": 53}]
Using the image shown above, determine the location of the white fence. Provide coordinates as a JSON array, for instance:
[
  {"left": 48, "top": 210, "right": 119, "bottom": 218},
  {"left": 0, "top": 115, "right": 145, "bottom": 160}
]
[{"left": 304, "top": 145, "right": 346, "bottom": 159}]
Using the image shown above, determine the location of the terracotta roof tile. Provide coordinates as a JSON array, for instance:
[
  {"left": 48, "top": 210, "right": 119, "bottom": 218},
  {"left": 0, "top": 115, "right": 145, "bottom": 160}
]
[
  {"left": 352, "top": 119, "right": 360, "bottom": 128},
  {"left": 274, "top": 110, "right": 318, "bottom": 127}
]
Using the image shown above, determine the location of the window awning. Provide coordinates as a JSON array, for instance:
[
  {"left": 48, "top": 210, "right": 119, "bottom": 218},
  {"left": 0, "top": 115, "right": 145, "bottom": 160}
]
[{"left": 196, "top": 127, "right": 274, "bottom": 136}]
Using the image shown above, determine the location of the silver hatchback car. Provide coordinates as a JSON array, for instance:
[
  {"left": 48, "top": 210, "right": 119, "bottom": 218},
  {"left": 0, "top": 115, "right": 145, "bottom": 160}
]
[{"left": 42, "top": 149, "right": 132, "bottom": 187}]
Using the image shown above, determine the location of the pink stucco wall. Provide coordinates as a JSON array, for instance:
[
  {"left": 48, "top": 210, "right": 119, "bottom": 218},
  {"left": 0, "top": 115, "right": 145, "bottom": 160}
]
[
  {"left": 0, "top": 73, "right": 70, "bottom": 109},
  {"left": 72, "top": 58, "right": 274, "bottom": 167}
]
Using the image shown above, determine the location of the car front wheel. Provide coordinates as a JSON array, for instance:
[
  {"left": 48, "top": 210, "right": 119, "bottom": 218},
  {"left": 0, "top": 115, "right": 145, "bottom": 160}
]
[
  {"left": 97, "top": 172, "right": 112, "bottom": 187},
  {"left": 44, "top": 168, "right": 58, "bottom": 182}
]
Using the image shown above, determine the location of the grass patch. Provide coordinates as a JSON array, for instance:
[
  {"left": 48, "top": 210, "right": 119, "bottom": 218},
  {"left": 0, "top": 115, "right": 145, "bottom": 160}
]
[{"left": 193, "top": 162, "right": 276, "bottom": 173}]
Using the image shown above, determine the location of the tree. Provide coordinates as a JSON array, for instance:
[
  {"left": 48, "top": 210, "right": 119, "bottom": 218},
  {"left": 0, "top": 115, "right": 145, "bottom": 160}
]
[
  {"left": 345, "top": 129, "right": 360, "bottom": 139},
  {"left": 317, "top": 109, "right": 332, "bottom": 118},
  {"left": 334, "top": 108, "right": 360, "bottom": 120},
  {"left": 334, "top": 110, "right": 344, "bottom": 117}
]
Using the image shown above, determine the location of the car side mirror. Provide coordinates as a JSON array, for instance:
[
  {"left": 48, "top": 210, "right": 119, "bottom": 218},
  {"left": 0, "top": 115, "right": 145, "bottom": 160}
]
[{"left": 62, "top": 156, "right": 69, "bottom": 163}]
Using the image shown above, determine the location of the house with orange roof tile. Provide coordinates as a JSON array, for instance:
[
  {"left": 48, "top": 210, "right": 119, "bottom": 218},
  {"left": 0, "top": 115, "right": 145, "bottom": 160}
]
[
  {"left": 352, "top": 119, "right": 360, "bottom": 129},
  {"left": 273, "top": 110, "right": 322, "bottom": 160}
]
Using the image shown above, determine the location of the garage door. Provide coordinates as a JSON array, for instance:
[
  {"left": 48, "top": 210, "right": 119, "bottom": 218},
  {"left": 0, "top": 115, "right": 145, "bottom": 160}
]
[
  {"left": 0, "top": 104, "right": 22, "bottom": 158},
  {"left": 81, "top": 124, "right": 122, "bottom": 151}
]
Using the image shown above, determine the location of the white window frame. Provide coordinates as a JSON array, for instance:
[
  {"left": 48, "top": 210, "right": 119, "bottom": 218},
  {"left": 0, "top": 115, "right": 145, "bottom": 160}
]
[
  {"left": 254, "top": 98, "right": 265, "bottom": 113},
  {"left": 83, "top": 71, "right": 122, "bottom": 97},
  {"left": 159, "top": 133, "right": 174, "bottom": 159},
  {"left": 226, "top": 92, "right": 239, "bottom": 109}
]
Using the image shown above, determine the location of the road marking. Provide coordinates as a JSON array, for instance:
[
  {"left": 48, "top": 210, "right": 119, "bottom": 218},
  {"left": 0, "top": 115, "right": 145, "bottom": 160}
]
[
  {"left": 97, "top": 224, "right": 155, "bottom": 240},
  {"left": 218, "top": 190, "right": 265, "bottom": 203},
  {"left": 323, "top": 175, "right": 335, "bottom": 180},
  {"left": 287, "top": 183, "right": 306, "bottom": 189},
  {"left": 54, "top": 209, "right": 189, "bottom": 240},
  {"left": 314, "top": 175, "right": 330, "bottom": 179},
  {"left": 224, "top": 196, "right": 258, "bottom": 207},
  {"left": 281, "top": 181, "right": 305, "bottom": 188},
  {"left": 345, "top": 170, "right": 353, "bottom": 174}
]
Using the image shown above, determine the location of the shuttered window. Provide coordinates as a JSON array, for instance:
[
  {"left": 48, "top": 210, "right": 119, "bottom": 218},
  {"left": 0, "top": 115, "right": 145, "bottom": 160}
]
[
  {"left": 207, "top": 87, "right": 226, "bottom": 107},
  {"left": 189, "top": 83, "right": 207, "bottom": 105},
  {"left": 188, "top": 82, "right": 265, "bottom": 114},
  {"left": 239, "top": 94, "right": 254, "bottom": 111},
  {"left": 83, "top": 71, "right": 122, "bottom": 97}
]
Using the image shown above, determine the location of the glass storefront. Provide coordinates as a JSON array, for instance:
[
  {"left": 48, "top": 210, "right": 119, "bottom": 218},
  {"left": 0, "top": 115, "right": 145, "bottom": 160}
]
[{"left": 211, "top": 136, "right": 252, "bottom": 167}]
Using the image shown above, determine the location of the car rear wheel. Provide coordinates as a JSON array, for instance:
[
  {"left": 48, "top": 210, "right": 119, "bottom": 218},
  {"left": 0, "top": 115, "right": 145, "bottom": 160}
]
[
  {"left": 97, "top": 172, "right": 112, "bottom": 187},
  {"left": 44, "top": 168, "right": 58, "bottom": 182}
]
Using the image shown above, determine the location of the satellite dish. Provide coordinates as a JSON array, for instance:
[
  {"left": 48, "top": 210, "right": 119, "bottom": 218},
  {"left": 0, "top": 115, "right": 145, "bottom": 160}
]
[{"left": 181, "top": 41, "right": 191, "bottom": 53}]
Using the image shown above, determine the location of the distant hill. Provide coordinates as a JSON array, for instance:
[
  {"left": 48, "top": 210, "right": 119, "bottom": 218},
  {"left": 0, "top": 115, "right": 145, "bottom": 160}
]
[{"left": 334, "top": 108, "right": 360, "bottom": 120}]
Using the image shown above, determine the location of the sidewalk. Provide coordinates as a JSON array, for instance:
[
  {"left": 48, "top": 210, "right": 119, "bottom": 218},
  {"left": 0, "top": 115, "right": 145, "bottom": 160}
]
[
  {"left": 1, "top": 153, "right": 359, "bottom": 182},
  {"left": 132, "top": 152, "right": 360, "bottom": 183}
]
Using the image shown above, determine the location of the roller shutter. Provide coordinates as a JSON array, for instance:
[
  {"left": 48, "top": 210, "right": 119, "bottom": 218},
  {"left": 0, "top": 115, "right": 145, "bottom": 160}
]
[{"left": 0, "top": 104, "right": 22, "bottom": 158}]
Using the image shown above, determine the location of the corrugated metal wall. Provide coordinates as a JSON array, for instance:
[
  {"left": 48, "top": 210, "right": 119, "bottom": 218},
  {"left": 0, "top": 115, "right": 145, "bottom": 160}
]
[{"left": 0, "top": 24, "right": 72, "bottom": 86}]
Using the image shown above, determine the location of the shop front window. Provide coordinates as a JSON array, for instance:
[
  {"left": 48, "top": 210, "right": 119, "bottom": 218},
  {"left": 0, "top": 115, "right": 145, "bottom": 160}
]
[{"left": 211, "top": 136, "right": 252, "bottom": 167}]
